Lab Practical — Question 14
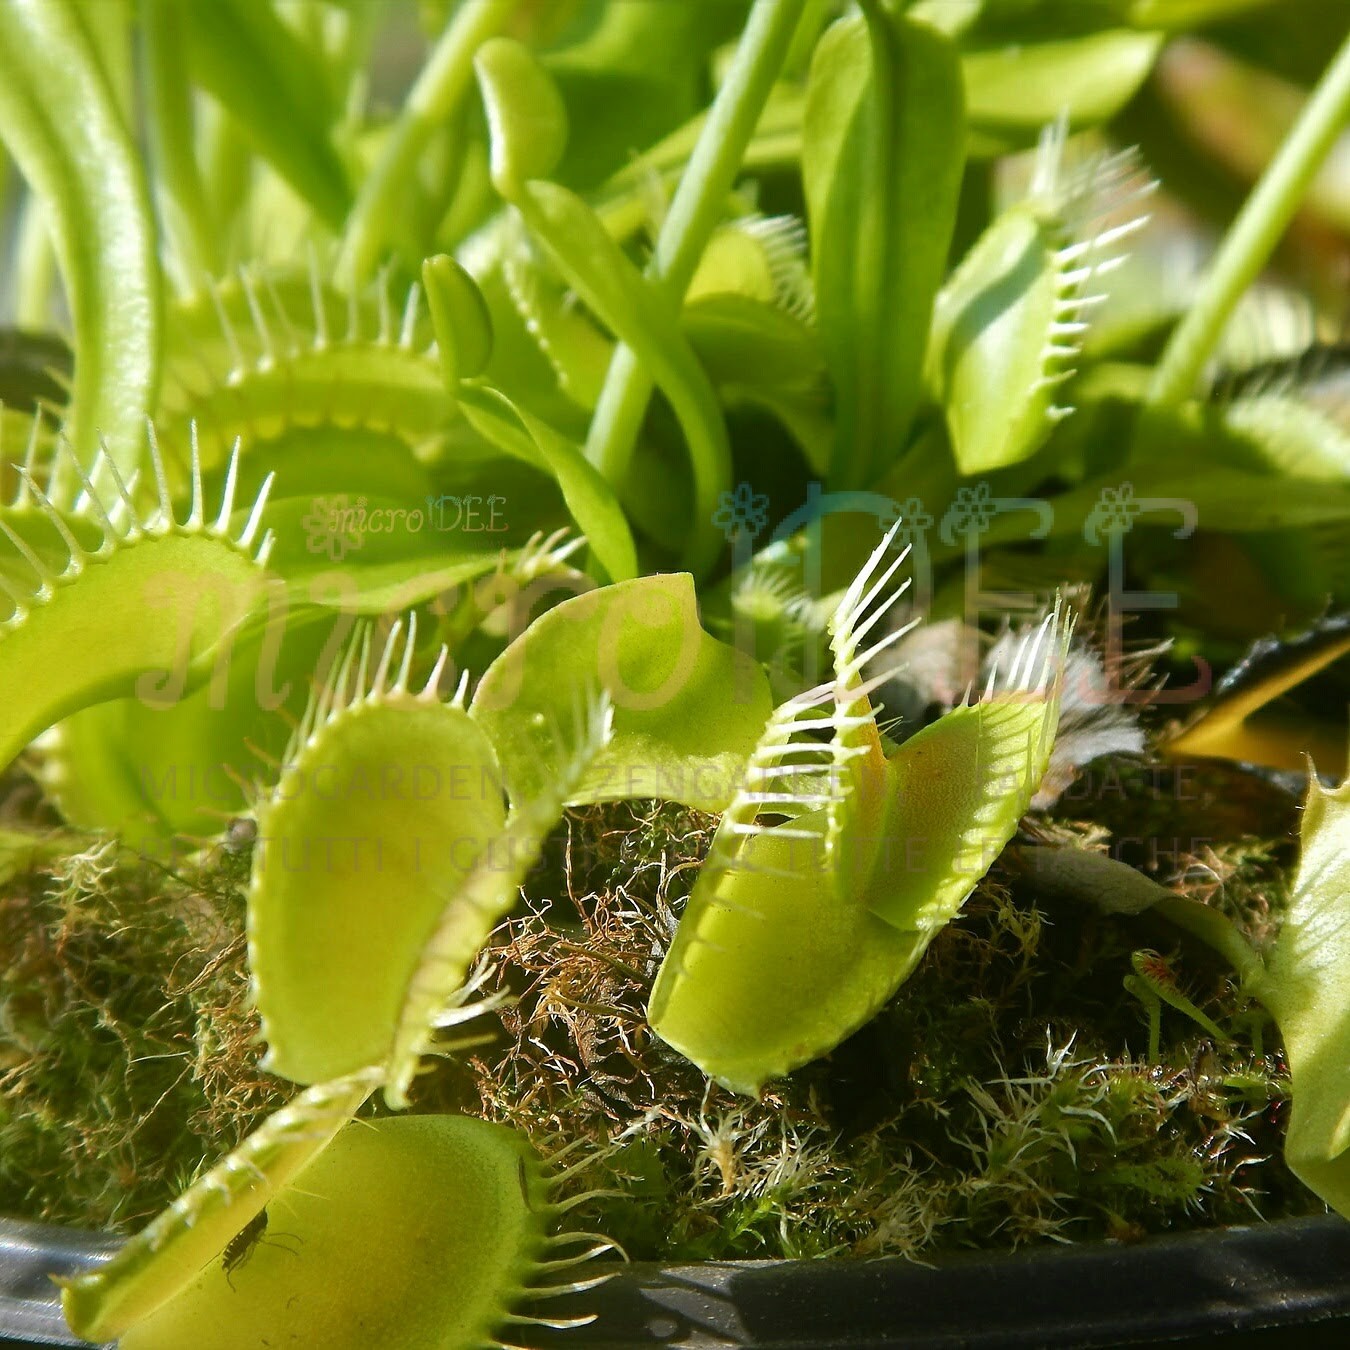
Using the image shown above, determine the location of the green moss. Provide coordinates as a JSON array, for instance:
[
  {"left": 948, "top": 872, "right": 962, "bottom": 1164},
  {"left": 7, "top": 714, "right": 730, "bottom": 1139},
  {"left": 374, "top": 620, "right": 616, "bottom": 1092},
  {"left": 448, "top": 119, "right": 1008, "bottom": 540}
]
[
  {"left": 452, "top": 790, "right": 1319, "bottom": 1262},
  {"left": 0, "top": 770, "right": 1323, "bottom": 1257},
  {"left": 0, "top": 792, "right": 286, "bottom": 1231}
]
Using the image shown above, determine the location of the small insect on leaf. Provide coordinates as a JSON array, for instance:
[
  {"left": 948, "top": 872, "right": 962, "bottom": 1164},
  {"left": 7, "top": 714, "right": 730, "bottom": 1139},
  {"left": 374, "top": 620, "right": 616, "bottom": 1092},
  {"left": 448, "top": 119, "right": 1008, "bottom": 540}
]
[
  {"left": 221, "top": 1210, "right": 267, "bottom": 1292},
  {"left": 222, "top": 1208, "right": 301, "bottom": 1291}
]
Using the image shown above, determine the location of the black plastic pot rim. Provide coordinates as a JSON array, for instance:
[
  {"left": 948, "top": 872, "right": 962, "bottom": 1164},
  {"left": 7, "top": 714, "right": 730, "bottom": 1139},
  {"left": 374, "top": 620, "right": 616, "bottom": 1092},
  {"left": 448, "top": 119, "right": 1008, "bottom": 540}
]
[{"left": 3, "top": 1213, "right": 1349, "bottom": 1349}]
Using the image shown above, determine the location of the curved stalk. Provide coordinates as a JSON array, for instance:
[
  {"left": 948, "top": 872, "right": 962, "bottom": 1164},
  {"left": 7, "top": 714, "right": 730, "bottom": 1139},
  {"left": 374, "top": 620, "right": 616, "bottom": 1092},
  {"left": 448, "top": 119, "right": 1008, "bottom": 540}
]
[
  {"left": 583, "top": 0, "right": 808, "bottom": 485},
  {"left": 12, "top": 193, "right": 56, "bottom": 329},
  {"left": 1148, "top": 30, "right": 1350, "bottom": 408},
  {"left": 0, "top": 0, "right": 161, "bottom": 476},
  {"left": 142, "top": 0, "right": 219, "bottom": 290},
  {"left": 336, "top": 0, "right": 515, "bottom": 289}
]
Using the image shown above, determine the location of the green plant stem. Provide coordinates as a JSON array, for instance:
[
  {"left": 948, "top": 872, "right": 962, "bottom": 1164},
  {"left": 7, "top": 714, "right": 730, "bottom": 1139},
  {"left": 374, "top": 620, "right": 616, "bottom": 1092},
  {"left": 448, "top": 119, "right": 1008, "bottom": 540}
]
[
  {"left": 13, "top": 193, "right": 55, "bottom": 329},
  {"left": 76, "top": 0, "right": 134, "bottom": 129},
  {"left": 1148, "top": 29, "right": 1350, "bottom": 408},
  {"left": 197, "top": 99, "right": 250, "bottom": 252},
  {"left": 0, "top": 0, "right": 161, "bottom": 477},
  {"left": 583, "top": 0, "right": 808, "bottom": 486},
  {"left": 847, "top": 0, "right": 897, "bottom": 489},
  {"left": 142, "top": 0, "right": 219, "bottom": 291},
  {"left": 336, "top": 0, "right": 514, "bottom": 289}
]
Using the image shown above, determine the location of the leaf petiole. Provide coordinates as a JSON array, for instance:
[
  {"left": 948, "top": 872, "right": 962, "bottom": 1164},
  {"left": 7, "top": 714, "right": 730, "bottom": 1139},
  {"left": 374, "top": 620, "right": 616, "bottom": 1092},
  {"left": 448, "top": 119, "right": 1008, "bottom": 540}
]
[{"left": 1148, "top": 29, "right": 1350, "bottom": 408}]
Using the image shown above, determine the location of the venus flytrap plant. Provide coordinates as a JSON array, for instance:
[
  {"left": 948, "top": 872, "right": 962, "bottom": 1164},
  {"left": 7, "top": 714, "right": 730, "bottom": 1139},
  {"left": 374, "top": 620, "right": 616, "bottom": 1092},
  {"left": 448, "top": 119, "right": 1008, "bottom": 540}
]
[
  {"left": 384, "top": 689, "right": 616, "bottom": 1109},
  {"left": 59, "top": 1074, "right": 601, "bottom": 1350},
  {"left": 246, "top": 615, "right": 508, "bottom": 1085},
  {"left": 155, "top": 263, "right": 454, "bottom": 483},
  {"left": 0, "top": 427, "right": 275, "bottom": 768},
  {"left": 470, "top": 572, "right": 773, "bottom": 814},
  {"left": 473, "top": 36, "right": 734, "bottom": 578},
  {"left": 681, "top": 218, "right": 832, "bottom": 478},
  {"left": 48, "top": 623, "right": 627, "bottom": 1345},
  {"left": 56, "top": 1067, "right": 383, "bottom": 1345},
  {"left": 44, "top": 609, "right": 342, "bottom": 842},
  {"left": 113, "top": 1116, "right": 581, "bottom": 1350},
  {"left": 581, "top": 0, "right": 810, "bottom": 487},
  {"left": 497, "top": 234, "right": 615, "bottom": 411},
  {"left": 927, "top": 126, "right": 1155, "bottom": 477},
  {"left": 3, "top": 2, "right": 1350, "bottom": 1335},
  {"left": 454, "top": 386, "right": 639, "bottom": 584},
  {"left": 648, "top": 528, "right": 1073, "bottom": 1094},
  {"left": 422, "top": 253, "right": 495, "bottom": 391},
  {"left": 1250, "top": 771, "right": 1350, "bottom": 1216}
]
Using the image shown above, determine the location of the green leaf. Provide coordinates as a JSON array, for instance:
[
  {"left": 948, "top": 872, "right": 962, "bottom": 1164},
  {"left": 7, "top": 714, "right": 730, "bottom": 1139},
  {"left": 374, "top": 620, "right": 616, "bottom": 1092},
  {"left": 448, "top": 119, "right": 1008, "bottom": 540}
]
[
  {"left": 650, "top": 537, "right": 1070, "bottom": 1095},
  {"left": 248, "top": 487, "right": 510, "bottom": 616},
  {"left": 962, "top": 30, "right": 1163, "bottom": 153},
  {"left": 971, "top": 463, "right": 1350, "bottom": 554},
  {"left": 248, "top": 620, "right": 507, "bottom": 1085},
  {"left": 154, "top": 266, "right": 455, "bottom": 481},
  {"left": 929, "top": 140, "right": 1152, "bottom": 476},
  {"left": 1257, "top": 771, "right": 1350, "bottom": 1217},
  {"left": 475, "top": 35, "right": 569, "bottom": 196},
  {"left": 930, "top": 206, "right": 1076, "bottom": 475},
  {"left": 0, "top": 441, "right": 273, "bottom": 772},
  {"left": 648, "top": 799, "right": 917, "bottom": 1095},
  {"left": 499, "top": 240, "right": 615, "bottom": 409},
  {"left": 47, "top": 609, "right": 340, "bottom": 842},
  {"left": 113, "top": 1116, "right": 561, "bottom": 1350},
  {"left": 861, "top": 647, "right": 1067, "bottom": 935},
  {"left": 456, "top": 385, "right": 638, "bottom": 582},
  {"left": 1212, "top": 393, "right": 1350, "bottom": 481},
  {"left": 60, "top": 1069, "right": 380, "bottom": 1343},
  {"left": 384, "top": 692, "right": 613, "bottom": 1107},
  {"left": 802, "top": 5, "right": 965, "bottom": 487},
  {"left": 179, "top": 0, "right": 351, "bottom": 229},
  {"left": 683, "top": 293, "right": 823, "bottom": 392},
  {"left": 120, "top": 1116, "right": 559, "bottom": 1350},
  {"left": 579, "top": 0, "right": 810, "bottom": 499},
  {"left": 516, "top": 180, "right": 734, "bottom": 577},
  {"left": 684, "top": 294, "right": 832, "bottom": 473},
  {"left": 471, "top": 573, "right": 772, "bottom": 813},
  {"left": 422, "top": 253, "right": 494, "bottom": 387},
  {"left": 0, "top": 0, "right": 161, "bottom": 475},
  {"left": 475, "top": 39, "right": 733, "bottom": 577}
]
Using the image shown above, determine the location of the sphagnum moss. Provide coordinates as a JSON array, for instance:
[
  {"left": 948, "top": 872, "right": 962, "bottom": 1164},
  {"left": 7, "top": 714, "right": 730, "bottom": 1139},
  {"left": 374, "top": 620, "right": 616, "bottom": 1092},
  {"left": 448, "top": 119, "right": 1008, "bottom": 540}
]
[
  {"left": 0, "top": 765, "right": 1324, "bottom": 1259},
  {"left": 0, "top": 795, "right": 286, "bottom": 1231},
  {"left": 424, "top": 791, "right": 1317, "bottom": 1264}
]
